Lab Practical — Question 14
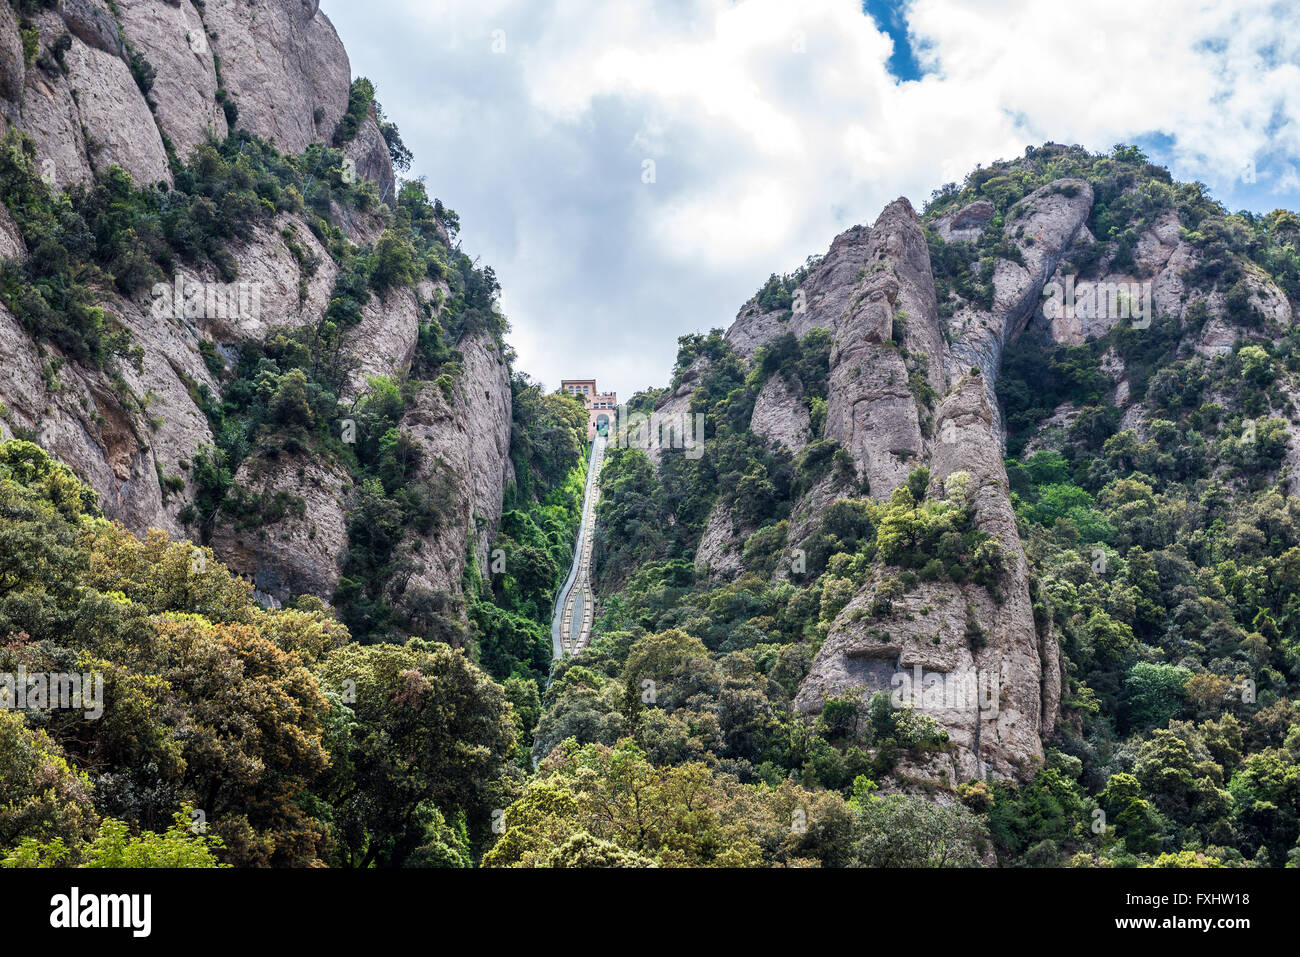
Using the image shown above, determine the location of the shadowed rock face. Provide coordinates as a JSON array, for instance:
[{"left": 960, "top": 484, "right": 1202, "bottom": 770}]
[
  {"left": 942, "top": 179, "right": 1093, "bottom": 432},
  {"left": 0, "top": 1, "right": 513, "bottom": 619}
]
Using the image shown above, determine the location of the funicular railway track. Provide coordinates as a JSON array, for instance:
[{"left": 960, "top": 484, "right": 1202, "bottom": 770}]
[{"left": 551, "top": 433, "right": 606, "bottom": 659}]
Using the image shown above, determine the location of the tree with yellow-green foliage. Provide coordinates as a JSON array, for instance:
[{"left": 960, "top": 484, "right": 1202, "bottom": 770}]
[
  {"left": 484, "top": 739, "right": 859, "bottom": 868},
  {"left": 3, "top": 807, "right": 226, "bottom": 868}
]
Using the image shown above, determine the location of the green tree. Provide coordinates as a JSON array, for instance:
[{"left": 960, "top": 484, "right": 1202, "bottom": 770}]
[
  {"left": 314, "top": 639, "right": 516, "bottom": 866},
  {"left": 851, "top": 794, "right": 989, "bottom": 867}
]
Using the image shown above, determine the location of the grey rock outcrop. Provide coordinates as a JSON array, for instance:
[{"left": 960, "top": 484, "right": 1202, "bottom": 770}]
[
  {"left": 824, "top": 198, "right": 942, "bottom": 500},
  {"left": 750, "top": 373, "right": 811, "bottom": 454},
  {"left": 0, "top": 0, "right": 389, "bottom": 192},
  {"left": 736, "top": 193, "right": 1067, "bottom": 782},
  {"left": 208, "top": 453, "right": 351, "bottom": 601},
  {"left": 0, "top": 1, "right": 516, "bottom": 627},
  {"left": 0, "top": 3, "right": 25, "bottom": 110},
  {"left": 795, "top": 377, "right": 1059, "bottom": 781},
  {"left": 726, "top": 225, "right": 870, "bottom": 357},
  {"left": 202, "top": 0, "right": 351, "bottom": 156},
  {"left": 694, "top": 502, "right": 746, "bottom": 579},
  {"left": 0, "top": 204, "right": 24, "bottom": 260},
  {"left": 115, "top": 0, "right": 228, "bottom": 159},
  {"left": 397, "top": 332, "right": 514, "bottom": 601},
  {"left": 9, "top": 5, "right": 171, "bottom": 188},
  {"left": 932, "top": 199, "right": 994, "bottom": 242},
  {"left": 344, "top": 106, "right": 397, "bottom": 203},
  {"left": 59, "top": 0, "right": 119, "bottom": 56},
  {"left": 944, "top": 179, "right": 1093, "bottom": 403},
  {"left": 646, "top": 355, "right": 708, "bottom": 467}
]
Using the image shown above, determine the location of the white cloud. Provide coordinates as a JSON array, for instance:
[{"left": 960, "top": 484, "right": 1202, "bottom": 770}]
[{"left": 323, "top": 0, "right": 1300, "bottom": 400}]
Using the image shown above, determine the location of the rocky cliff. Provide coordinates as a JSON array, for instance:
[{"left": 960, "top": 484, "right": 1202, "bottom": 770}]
[
  {"left": 776, "top": 195, "right": 1061, "bottom": 781},
  {"left": 0, "top": 0, "right": 513, "bottom": 617},
  {"left": 682, "top": 144, "right": 1296, "bottom": 784}
]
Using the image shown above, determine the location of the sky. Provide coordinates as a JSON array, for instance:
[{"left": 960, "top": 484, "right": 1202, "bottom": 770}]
[{"left": 322, "top": 0, "right": 1300, "bottom": 401}]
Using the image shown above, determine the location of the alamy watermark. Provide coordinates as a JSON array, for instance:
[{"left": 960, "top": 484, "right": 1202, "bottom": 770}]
[
  {"left": 612, "top": 406, "right": 705, "bottom": 460},
  {"left": 151, "top": 277, "right": 264, "bottom": 325},
  {"left": 891, "top": 665, "right": 1000, "bottom": 715},
  {"left": 1042, "top": 276, "right": 1152, "bottom": 330},
  {"left": 0, "top": 667, "right": 104, "bottom": 719}
]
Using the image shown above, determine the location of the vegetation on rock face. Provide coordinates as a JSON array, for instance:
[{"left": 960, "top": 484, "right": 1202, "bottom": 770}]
[
  {"left": 333, "top": 78, "right": 376, "bottom": 148},
  {"left": 468, "top": 380, "right": 588, "bottom": 686},
  {"left": 6, "top": 106, "right": 1300, "bottom": 868},
  {"left": 0, "top": 74, "right": 576, "bottom": 865},
  {"left": 532, "top": 144, "right": 1300, "bottom": 869},
  {"left": 996, "top": 329, "right": 1300, "bottom": 864}
]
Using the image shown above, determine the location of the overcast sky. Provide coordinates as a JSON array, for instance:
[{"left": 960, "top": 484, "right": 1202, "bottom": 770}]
[{"left": 323, "top": 0, "right": 1300, "bottom": 401}]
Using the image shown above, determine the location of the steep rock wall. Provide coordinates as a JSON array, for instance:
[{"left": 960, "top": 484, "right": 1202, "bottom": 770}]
[
  {"left": 824, "top": 198, "right": 942, "bottom": 500},
  {"left": 0, "top": 0, "right": 513, "bottom": 622}
]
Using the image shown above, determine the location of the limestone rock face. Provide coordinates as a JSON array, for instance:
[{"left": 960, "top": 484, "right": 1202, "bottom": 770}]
[
  {"left": 657, "top": 357, "right": 708, "bottom": 417},
  {"left": 14, "top": 21, "right": 99, "bottom": 188},
  {"left": 694, "top": 370, "right": 807, "bottom": 581},
  {"left": 932, "top": 199, "right": 994, "bottom": 242},
  {"left": 0, "top": 288, "right": 218, "bottom": 538},
  {"left": 726, "top": 225, "right": 871, "bottom": 357},
  {"left": 215, "top": 214, "right": 340, "bottom": 343},
  {"left": 0, "top": 204, "right": 24, "bottom": 260},
  {"left": 0, "top": 234, "right": 510, "bottom": 617},
  {"left": 203, "top": 0, "right": 351, "bottom": 156},
  {"left": 65, "top": 37, "right": 173, "bottom": 186},
  {"left": 340, "top": 287, "right": 423, "bottom": 394},
  {"left": 0, "top": 1, "right": 391, "bottom": 192},
  {"left": 750, "top": 374, "right": 811, "bottom": 454},
  {"left": 397, "top": 334, "right": 514, "bottom": 602},
  {"left": 745, "top": 193, "right": 1072, "bottom": 782},
  {"left": 647, "top": 356, "right": 708, "bottom": 467},
  {"left": 825, "top": 198, "right": 941, "bottom": 500},
  {"left": 1036, "top": 196, "right": 1293, "bottom": 357},
  {"left": 1034, "top": 197, "right": 1292, "bottom": 363},
  {"left": 115, "top": 0, "right": 228, "bottom": 159},
  {"left": 0, "top": 3, "right": 25, "bottom": 109},
  {"left": 945, "top": 179, "right": 1092, "bottom": 392},
  {"left": 58, "top": 0, "right": 120, "bottom": 56},
  {"left": 208, "top": 453, "right": 351, "bottom": 602},
  {"left": 796, "top": 379, "right": 1059, "bottom": 780},
  {"left": 0, "top": 304, "right": 152, "bottom": 518},
  {"left": 458, "top": 332, "right": 515, "bottom": 572},
  {"left": 783, "top": 470, "right": 854, "bottom": 560},
  {"left": 0, "top": 1, "right": 508, "bottom": 631},
  {"left": 694, "top": 502, "right": 745, "bottom": 580},
  {"left": 1190, "top": 262, "right": 1292, "bottom": 358},
  {"left": 11, "top": 6, "right": 173, "bottom": 188},
  {"left": 344, "top": 110, "right": 397, "bottom": 203}
]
